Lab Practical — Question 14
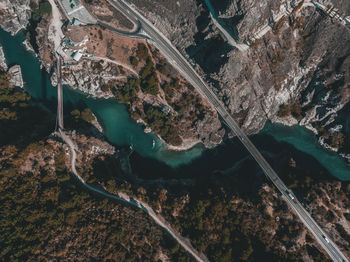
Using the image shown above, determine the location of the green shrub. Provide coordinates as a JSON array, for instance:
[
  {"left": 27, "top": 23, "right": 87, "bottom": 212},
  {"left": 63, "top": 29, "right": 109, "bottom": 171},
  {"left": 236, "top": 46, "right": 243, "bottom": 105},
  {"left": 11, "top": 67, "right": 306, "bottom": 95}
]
[
  {"left": 136, "top": 43, "right": 148, "bottom": 61},
  {"left": 31, "top": 1, "right": 52, "bottom": 21},
  {"left": 130, "top": 56, "right": 139, "bottom": 67},
  {"left": 114, "top": 78, "right": 140, "bottom": 104},
  {"left": 81, "top": 108, "right": 95, "bottom": 123},
  {"left": 140, "top": 59, "right": 159, "bottom": 95},
  {"left": 156, "top": 63, "right": 167, "bottom": 75},
  {"left": 70, "top": 109, "right": 81, "bottom": 120}
]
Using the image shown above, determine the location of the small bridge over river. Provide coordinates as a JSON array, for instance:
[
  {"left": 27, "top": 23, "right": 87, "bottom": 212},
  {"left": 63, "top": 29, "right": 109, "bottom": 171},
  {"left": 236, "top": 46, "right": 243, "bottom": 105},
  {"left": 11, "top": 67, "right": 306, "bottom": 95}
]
[{"left": 56, "top": 55, "right": 64, "bottom": 130}]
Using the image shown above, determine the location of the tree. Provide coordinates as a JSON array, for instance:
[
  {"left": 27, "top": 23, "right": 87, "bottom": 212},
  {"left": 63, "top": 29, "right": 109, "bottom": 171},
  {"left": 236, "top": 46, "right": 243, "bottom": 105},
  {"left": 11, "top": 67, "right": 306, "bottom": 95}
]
[
  {"left": 31, "top": 1, "right": 52, "bottom": 21},
  {"left": 114, "top": 78, "right": 140, "bottom": 104},
  {"left": 81, "top": 108, "right": 95, "bottom": 123},
  {"left": 130, "top": 56, "right": 139, "bottom": 67},
  {"left": 39, "top": 2, "right": 52, "bottom": 16},
  {"left": 156, "top": 63, "right": 167, "bottom": 75},
  {"left": 70, "top": 109, "right": 80, "bottom": 120},
  {"left": 136, "top": 43, "right": 149, "bottom": 60}
]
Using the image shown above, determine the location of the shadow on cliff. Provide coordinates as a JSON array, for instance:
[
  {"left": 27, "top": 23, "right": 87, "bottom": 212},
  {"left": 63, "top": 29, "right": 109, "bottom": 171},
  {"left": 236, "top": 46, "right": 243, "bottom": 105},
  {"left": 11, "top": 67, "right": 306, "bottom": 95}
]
[{"left": 185, "top": 0, "right": 232, "bottom": 74}]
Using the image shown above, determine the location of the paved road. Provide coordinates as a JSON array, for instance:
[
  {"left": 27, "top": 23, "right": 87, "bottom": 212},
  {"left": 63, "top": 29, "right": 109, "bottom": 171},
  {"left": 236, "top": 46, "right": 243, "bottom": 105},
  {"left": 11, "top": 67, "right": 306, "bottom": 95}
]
[
  {"left": 56, "top": 129, "right": 209, "bottom": 262},
  {"left": 56, "top": 55, "right": 64, "bottom": 130},
  {"left": 105, "top": 0, "right": 349, "bottom": 261},
  {"left": 54, "top": 52, "right": 208, "bottom": 262},
  {"left": 97, "top": 20, "right": 148, "bottom": 39}
]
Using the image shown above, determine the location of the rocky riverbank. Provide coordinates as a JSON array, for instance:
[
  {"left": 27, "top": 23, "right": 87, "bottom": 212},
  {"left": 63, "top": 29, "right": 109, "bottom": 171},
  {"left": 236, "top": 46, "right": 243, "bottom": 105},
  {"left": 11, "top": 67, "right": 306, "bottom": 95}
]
[
  {"left": 1, "top": 0, "right": 349, "bottom": 158},
  {"left": 0, "top": 45, "right": 7, "bottom": 71},
  {"left": 48, "top": 20, "right": 223, "bottom": 149},
  {"left": 8, "top": 65, "right": 24, "bottom": 88},
  {"left": 0, "top": 72, "right": 195, "bottom": 261},
  {"left": 126, "top": 0, "right": 350, "bottom": 158},
  {"left": 22, "top": 38, "right": 35, "bottom": 54},
  {"left": 0, "top": 0, "right": 31, "bottom": 36}
]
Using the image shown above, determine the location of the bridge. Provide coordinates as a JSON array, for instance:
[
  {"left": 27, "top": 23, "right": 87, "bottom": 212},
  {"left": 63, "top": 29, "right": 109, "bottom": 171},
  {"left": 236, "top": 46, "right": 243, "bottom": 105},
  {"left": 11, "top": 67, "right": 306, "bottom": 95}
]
[
  {"left": 56, "top": 55, "right": 64, "bottom": 130},
  {"left": 53, "top": 52, "right": 208, "bottom": 261},
  {"left": 103, "top": 0, "right": 349, "bottom": 261},
  {"left": 52, "top": 0, "right": 349, "bottom": 260}
]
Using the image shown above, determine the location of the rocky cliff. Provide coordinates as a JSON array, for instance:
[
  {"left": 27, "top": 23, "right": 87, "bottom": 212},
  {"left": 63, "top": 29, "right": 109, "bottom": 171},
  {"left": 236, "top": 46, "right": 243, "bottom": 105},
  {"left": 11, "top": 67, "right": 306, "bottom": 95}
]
[
  {"left": 0, "top": 0, "right": 223, "bottom": 150},
  {"left": 127, "top": 0, "right": 350, "bottom": 157},
  {"left": 0, "top": 45, "right": 7, "bottom": 71},
  {"left": 1, "top": 0, "right": 349, "bottom": 156},
  {"left": 0, "top": 0, "right": 30, "bottom": 35},
  {"left": 89, "top": 135, "right": 350, "bottom": 261}
]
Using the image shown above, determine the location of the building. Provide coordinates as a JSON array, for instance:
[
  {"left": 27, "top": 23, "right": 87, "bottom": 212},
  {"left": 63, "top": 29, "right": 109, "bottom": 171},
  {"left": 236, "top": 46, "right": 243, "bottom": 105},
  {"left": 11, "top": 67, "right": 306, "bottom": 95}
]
[
  {"left": 71, "top": 51, "right": 83, "bottom": 61},
  {"left": 72, "top": 18, "right": 82, "bottom": 26},
  {"left": 160, "top": 105, "right": 171, "bottom": 115}
]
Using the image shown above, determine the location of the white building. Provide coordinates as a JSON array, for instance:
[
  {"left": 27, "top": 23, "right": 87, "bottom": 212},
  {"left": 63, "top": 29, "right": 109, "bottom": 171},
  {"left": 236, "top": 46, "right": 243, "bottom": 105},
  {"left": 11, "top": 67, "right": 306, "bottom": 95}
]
[{"left": 71, "top": 51, "right": 83, "bottom": 61}]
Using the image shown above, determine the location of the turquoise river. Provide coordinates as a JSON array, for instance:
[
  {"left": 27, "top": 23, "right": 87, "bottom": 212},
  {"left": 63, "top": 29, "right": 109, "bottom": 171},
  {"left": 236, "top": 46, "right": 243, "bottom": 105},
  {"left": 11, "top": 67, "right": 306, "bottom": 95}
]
[{"left": 0, "top": 28, "right": 349, "bottom": 180}]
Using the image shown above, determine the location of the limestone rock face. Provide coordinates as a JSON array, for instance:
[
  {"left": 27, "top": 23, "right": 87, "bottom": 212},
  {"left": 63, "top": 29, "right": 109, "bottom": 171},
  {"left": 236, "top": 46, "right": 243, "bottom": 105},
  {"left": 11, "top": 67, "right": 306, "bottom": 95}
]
[
  {"left": 0, "top": 45, "right": 7, "bottom": 71},
  {"left": 127, "top": 0, "right": 205, "bottom": 54},
  {"left": 217, "top": 7, "right": 350, "bottom": 134},
  {"left": 212, "top": 0, "right": 285, "bottom": 43},
  {"left": 0, "top": 0, "right": 31, "bottom": 35},
  {"left": 1, "top": 0, "right": 349, "bottom": 154},
  {"left": 193, "top": 110, "right": 224, "bottom": 148},
  {"left": 128, "top": 0, "right": 350, "bottom": 149},
  {"left": 61, "top": 60, "right": 117, "bottom": 99}
]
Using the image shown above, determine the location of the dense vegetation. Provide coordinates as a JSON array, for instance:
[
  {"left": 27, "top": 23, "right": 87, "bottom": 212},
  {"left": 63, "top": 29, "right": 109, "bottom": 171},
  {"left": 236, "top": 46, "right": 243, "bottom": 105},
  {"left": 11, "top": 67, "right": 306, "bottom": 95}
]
[
  {"left": 113, "top": 76, "right": 183, "bottom": 145},
  {"left": 30, "top": 1, "right": 52, "bottom": 21},
  {"left": 277, "top": 101, "right": 303, "bottom": 120},
  {"left": 134, "top": 43, "right": 160, "bottom": 95},
  {"left": 1, "top": 69, "right": 340, "bottom": 261},
  {"left": 0, "top": 72, "right": 192, "bottom": 261},
  {"left": 89, "top": 133, "right": 335, "bottom": 262},
  {"left": 0, "top": 73, "right": 53, "bottom": 146},
  {"left": 164, "top": 83, "right": 207, "bottom": 122},
  {"left": 95, "top": 152, "right": 332, "bottom": 262},
  {"left": 113, "top": 43, "right": 214, "bottom": 146},
  {"left": 114, "top": 78, "right": 140, "bottom": 104},
  {"left": 0, "top": 143, "right": 190, "bottom": 260},
  {"left": 143, "top": 104, "right": 182, "bottom": 145},
  {"left": 161, "top": 169, "right": 324, "bottom": 261},
  {"left": 140, "top": 57, "right": 159, "bottom": 95},
  {"left": 70, "top": 107, "right": 95, "bottom": 123}
]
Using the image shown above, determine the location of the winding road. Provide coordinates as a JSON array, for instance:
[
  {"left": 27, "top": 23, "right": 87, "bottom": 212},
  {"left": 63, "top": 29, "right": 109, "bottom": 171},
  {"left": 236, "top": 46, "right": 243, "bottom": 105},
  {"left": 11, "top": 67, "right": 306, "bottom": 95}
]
[
  {"left": 101, "top": 0, "right": 349, "bottom": 261},
  {"left": 51, "top": 0, "right": 350, "bottom": 260},
  {"left": 55, "top": 129, "right": 209, "bottom": 262},
  {"left": 97, "top": 20, "right": 147, "bottom": 39},
  {"left": 54, "top": 55, "right": 208, "bottom": 262},
  {"left": 86, "top": 55, "right": 139, "bottom": 76}
]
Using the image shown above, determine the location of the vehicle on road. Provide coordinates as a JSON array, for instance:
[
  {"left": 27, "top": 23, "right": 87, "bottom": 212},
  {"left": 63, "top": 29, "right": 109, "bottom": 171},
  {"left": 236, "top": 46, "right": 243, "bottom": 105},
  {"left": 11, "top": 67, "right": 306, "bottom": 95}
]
[
  {"left": 322, "top": 235, "right": 330, "bottom": 243},
  {"left": 286, "top": 190, "right": 295, "bottom": 200},
  {"left": 81, "top": 1, "right": 350, "bottom": 260}
]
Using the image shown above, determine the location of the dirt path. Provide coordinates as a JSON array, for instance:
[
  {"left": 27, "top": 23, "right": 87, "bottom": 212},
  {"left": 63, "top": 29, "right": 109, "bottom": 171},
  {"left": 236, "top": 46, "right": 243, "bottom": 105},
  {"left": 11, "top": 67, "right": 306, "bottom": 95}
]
[
  {"left": 85, "top": 55, "right": 138, "bottom": 76},
  {"left": 48, "top": 0, "right": 65, "bottom": 51},
  {"left": 56, "top": 130, "right": 209, "bottom": 262}
]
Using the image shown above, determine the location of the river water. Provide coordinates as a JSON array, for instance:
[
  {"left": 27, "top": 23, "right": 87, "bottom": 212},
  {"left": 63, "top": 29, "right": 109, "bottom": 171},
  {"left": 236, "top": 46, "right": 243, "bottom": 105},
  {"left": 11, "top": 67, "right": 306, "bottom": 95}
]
[
  {"left": 0, "top": 29, "right": 203, "bottom": 167},
  {"left": 1, "top": 28, "right": 349, "bottom": 180}
]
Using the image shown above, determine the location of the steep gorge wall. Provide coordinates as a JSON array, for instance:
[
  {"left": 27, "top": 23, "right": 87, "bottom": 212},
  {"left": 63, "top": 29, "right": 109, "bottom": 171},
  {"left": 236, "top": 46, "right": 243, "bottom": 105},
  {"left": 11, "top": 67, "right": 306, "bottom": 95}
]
[
  {"left": 0, "top": 0, "right": 31, "bottom": 35},
  {"left": 128, "top": 0, "right": 350, "bottom": 156}
]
